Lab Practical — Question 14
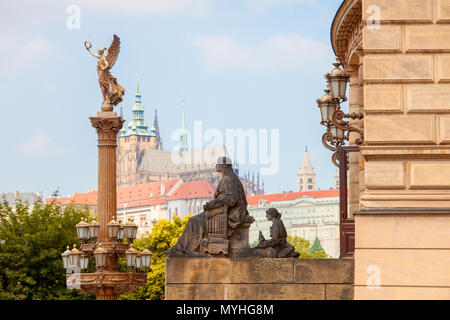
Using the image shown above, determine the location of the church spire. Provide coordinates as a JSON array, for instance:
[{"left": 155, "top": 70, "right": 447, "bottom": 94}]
[
  {"left": 297, "top": 147, "right": 317, "bottom": 192},
  {"left": 120, "top": 78, "right": 150, "bottom": 138},
  {"left": 153, "top": 109, "right": 162, "bottom": 149},
  {"left": 178, "top": 101, "right": 188, "bottom": 155}
]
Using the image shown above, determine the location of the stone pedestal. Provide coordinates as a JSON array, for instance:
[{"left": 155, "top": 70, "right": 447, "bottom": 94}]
[
  {"left": 229, "top": 218, "right": 255, "bottom": 257},
  {"left": 165, "top": 258, "right": 354, "bottom": 300}
]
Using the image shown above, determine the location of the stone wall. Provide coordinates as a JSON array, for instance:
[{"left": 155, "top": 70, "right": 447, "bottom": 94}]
[
  {"left": 331, "top": 0, "right": 450, "bottom": 300},
  {"left": 165, "top": 258, "right": 354, "bottom": 300}
]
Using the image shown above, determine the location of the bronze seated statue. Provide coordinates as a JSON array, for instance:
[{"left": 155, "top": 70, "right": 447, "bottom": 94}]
[
  {"left": 165, "top": 156, "right": 254, "bottom": 256},
  {"left": 254, "top": 208, "right": 300, "bottom": 258}
]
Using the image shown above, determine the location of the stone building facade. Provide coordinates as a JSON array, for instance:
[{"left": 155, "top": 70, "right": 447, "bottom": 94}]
[{"left": 332, "top": 0, "right": 450, "bottom": 299}]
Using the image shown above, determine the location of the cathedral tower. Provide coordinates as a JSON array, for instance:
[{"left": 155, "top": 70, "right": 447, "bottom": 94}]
[
  {"left": 117, "top": 80, "right": 162, "bottom": 187},
  {"left": 297, "top": 147, "right": 316, "bottom": 192}
]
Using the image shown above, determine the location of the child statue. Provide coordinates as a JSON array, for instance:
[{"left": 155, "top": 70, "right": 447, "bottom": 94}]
[{"left": 255, "top": 208, "right": 300, "bottom": 258}]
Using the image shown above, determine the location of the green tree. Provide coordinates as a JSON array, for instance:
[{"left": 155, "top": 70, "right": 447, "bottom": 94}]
[
  {"left": 310, "top": 236, "right": 329, "bottom": 258},
  {"left": 286, "top": 236, "right": 330, "bottom": 259},
  {"left": 0, "top": 196, "right": 95, "bottom": 300},
  {"left": 119, "top": 215, "right": 190, "bottom": 300},
  {"left": 249, "top": 240, "right": 259, "bottom": 248}
]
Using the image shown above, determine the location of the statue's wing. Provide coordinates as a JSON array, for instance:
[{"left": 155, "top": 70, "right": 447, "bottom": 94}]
[{"left": 105, "top": 34, "right": 120, "bottom": 69}]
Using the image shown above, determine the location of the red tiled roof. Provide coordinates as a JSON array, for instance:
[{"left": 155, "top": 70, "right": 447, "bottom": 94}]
[
  {"left": 72, "top": 192, "right": 98, "bottom": 205},
  {"left": 167, "top": 180, "right": 216, "bottom": 200},
  {"left": 117, "top": 179, "right": 179, "bottom": 204},
  {"left": 45, "top": 179, "right": 181, "bottom": 208},
  {"left": 45, "top": 196, "right": 73, "bottom": 205},
  {"left": 246, "top": 189, "right": 339, "bottom": 206}
]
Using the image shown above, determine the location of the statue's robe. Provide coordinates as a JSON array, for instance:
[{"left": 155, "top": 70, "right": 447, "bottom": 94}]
[
  {"left": 165, "top": 173, "right": 248, "bottom": 255},
  {"left": 268, "top": 218, "right": 299, "bottom": 258}
]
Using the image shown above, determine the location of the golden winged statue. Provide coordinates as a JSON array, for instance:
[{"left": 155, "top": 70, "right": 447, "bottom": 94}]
[{"left": 85, "top": 34, "right": 125, "bottom": 107}]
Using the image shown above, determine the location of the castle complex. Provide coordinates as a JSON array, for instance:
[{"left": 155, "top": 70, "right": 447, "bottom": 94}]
[{"left": 117, "top": 81, "right": 263, "bottom": 196}]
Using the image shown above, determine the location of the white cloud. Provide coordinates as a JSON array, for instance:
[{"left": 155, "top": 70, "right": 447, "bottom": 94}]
[
  {"left": 245, "top": 0, "right": 315, "bottom": 12},
  {"left": 0, "top": 35, "right": 55, "bottom": 74},
  {"left": 18, "top": 132, "right": 71, "bottom": 156},
  {"left": 75, "top": 0, "right": 216, "bottom": 15},
  {"left": 18, "top": 133, "right": 54, "bottom": 155},
  {"left": 194, "top": 33, "right": 331, "bottom": 71}
]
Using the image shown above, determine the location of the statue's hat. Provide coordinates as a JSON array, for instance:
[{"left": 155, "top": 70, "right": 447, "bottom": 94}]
[{"left": 217, "top": 156, "right": 232, "bottom": 165}]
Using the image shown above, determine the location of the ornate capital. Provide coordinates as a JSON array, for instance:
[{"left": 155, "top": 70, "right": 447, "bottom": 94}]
[{"left": 90, "top": 117, "right": 124, "bottom": 143}]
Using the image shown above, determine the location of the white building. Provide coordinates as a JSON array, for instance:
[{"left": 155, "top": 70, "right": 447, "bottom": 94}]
[
  {"left": 116, "top": 179, "right": 182, "bottom": 237},
  {"left": 167, "top": 180, "right": 215, "bottom": 219},
  {"left": 247, "top": 189, "right": 340, "bottom": 257}
]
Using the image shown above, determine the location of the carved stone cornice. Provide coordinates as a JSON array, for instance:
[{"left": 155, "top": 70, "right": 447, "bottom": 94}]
[{"left": 331, "top": 0, "right": 363, "bottom": 65}]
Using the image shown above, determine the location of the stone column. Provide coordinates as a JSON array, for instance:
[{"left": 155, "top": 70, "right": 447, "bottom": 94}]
[
  {"left": 90, "top": 110, "right": 124, "bottom": 300},
  {"left": 90, "top": 113, "right": 124, "bottom": 241},
  {"left": 346, "top": 64, "right": 362, "bottom": 218}
]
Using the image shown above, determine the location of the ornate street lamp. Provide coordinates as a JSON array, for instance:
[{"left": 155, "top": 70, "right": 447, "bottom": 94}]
[
  {"left": 317, "top": 89, "right": 337, "bottom": 126},
  {"left": 317, "top": 58, "right": 359, "bottom": 259},
  {"left": 61, "top": 246, "right": 71, "bottom": 270},
  {"left": 80, "top": 254, "right": 89, "bottom": 271},
  {"left": 107, "top": 219, "right": 121, "bottom": 240},
  {"left": 117, "top": 225, "right": 124, "bottom": 242},
  {"left": 68, "top": 244, "right": 81, "bottom": 271},
  {"left": 94, "top": 244, "right": 108, "bottom": 269},
  {"left": 317, "top": 59, "right": 364, "bottom": 167},
  {"left": 141, "top": 248, "right": 152, "bottom": 270},
  {"left": 135, "top": 253, "right": 142, "bottom": 270},
  {"left": 325, "top": 60, "right": 350, "bottom": 101},
  {"left": 126, "top": 244, "right": 138, "bottom": 270},
  {"left": 123, "top": 219, "right": 138, "bottom": 242},
  {"left": 76, "top": 219, "right": 90, "bottom": 243},
  {"left": 88, "top": 220, "right": 100, "bottom": 242}
]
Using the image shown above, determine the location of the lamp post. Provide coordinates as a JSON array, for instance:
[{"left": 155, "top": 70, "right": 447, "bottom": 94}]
[
  {"left": 62, "top": 35, "right": 148, "bottom": 299},
  {"left": 317, "top": 58, "right": 361, "bottom": 258},
  {"left": 61, "top": 110, "right": 149, "bottom": 299},
  {"left": 318, "top": 59, "right": 364, "bottom": 167}
]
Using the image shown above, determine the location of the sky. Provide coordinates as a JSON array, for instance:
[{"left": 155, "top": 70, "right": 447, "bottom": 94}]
[{"left": 0, "top": 0, "right": 344, "bottom": 197}]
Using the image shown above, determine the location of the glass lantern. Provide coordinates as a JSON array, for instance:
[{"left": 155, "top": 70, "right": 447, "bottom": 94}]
[
  {"left": 317, "top": 89, "right": 337, "bottom": 125},
  {"left": 330, "top": 125, "right": 346, "bottom": 142},
  {"left": 76, "top": 219, "right": 90, "bottom": 242},
  {"left": 94, "top": 244, "right": 108, "bottom": 268},
  {"left": 88, "top": 220, "right": 100, "bottom": 241},
  {"left": 107, "top": 219, "right": 121, "bottom": 239},
  {"left": 135, "top": 253, "right": 142, "bottom": 270},
  {"left": 68, "top": 244, "right": 81, "bottom": 270},
  {"left": 61, "top": 246, "right": 71, "bottom": 270},
  {"left": 117, "top": 225, "right": 124, "bottom": 242},
  {"left": 141, "top": 248, "right": 152, "bottom": 269},
  {"left": 123, "top": 219, "right": 138, "bottom": 241},
  {"left": 325, "top": 61, "right": 350, "bottom": 101},
  {"left": 126, "top": 245, "right": 138, "bottom": 268},
  {"left": 80, "top": 255, "right": 89, "bottom": 271}
]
